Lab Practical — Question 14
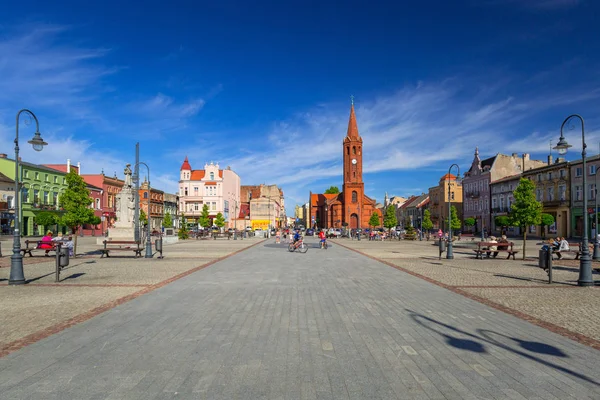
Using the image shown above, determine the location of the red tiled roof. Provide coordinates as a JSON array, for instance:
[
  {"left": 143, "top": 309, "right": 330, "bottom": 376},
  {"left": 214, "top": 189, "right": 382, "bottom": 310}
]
[
  {"left": 190, "top": 170, "right": 205, "bottom": 180},
  {"left": 440, "top": 173, "right": 456, "bottom": 180},
  {"left": 219, "top": 170, "right": 223, "bottom": 178},
  {"left": 204, "top": 181, "right": 217, "bottom": 185},
  {"left": 180, "top": 156, "right": 192, "bottom": 171}
]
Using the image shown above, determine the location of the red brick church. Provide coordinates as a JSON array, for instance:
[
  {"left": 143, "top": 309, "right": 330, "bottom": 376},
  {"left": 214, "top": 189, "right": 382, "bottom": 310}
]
[{"left": 309, "top": 101, "right": 381, "bottom": 230}]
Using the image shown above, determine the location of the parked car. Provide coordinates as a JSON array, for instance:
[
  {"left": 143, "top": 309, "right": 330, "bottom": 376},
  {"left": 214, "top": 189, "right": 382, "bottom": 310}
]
[
  {"left": 327, "top": 228, "right": 342, "bottom": 238},
  {"left": 305, "top": 228, "right": 315, "bottom": 236}
]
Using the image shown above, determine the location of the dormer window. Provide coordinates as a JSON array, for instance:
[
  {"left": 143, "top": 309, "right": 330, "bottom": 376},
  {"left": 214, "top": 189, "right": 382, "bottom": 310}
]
[{"left": 210, "top": 172, "right": 214, "bottom": 180}]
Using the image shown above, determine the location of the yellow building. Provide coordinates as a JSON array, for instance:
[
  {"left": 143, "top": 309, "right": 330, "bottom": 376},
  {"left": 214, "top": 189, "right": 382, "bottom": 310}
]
[{"left": 428, "top": 173, "right": 463, "bottom": 231}]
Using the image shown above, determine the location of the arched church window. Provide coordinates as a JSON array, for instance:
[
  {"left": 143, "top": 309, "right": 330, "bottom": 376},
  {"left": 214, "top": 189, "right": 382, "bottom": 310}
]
[
  {"left": 346, "top": 147, "right": 350, "bottom": 155},
  {"left": 353, "top": 172, "right": 356, "bottom": 178},
  {"left": 353, "top": 146, "right": 356, "bottom": 155},
  {"left": 352, "top": 191, "right": 357, "bottom": 203}
]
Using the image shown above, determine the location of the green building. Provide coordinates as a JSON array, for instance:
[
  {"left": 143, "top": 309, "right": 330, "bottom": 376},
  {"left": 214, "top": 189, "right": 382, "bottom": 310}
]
[{"left": 0, "top": 156, "right": 69, "bottom": 236}]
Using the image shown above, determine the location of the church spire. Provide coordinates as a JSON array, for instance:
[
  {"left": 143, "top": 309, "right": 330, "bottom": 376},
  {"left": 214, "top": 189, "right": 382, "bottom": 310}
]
[{"left": 346, "top": 97, "right": 360, "bottom": 139}]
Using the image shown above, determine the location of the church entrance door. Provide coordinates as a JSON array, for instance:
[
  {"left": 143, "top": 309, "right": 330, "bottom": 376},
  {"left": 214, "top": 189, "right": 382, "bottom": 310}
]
[{"left": 350, "top": 213, "right": 358, "bottom": 229}]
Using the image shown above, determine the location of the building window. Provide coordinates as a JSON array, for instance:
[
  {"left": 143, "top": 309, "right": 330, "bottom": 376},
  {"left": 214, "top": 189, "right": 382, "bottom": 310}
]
[
  {"left": 34, "top": 172, "right": 39, "bottom": 180},
  {"left": 576, "top": 167, "right": 582, "bottom": 177},
  {"left": 590, "top": 184, "right": 596, "bottom": 200},
  {"left": 184, "top": 188, "right": 188, "bottom": 196},
  {"left": 346, "top": 147, "right": 350, "bottom": 155},
  {"left": 63, "top": 178, "right": 65, "bottom": 184},
  {"left": 536, "top": 188, "right": 542, "bottom": 201},
  {"left": 352, "top": 191, "right": 357, "bottom": 203},
  {"left": 547, "top": 187, "right": 554, "bottom": 201},
  {"left": 212, "top": 201, "right": 217, "bottom": 211},
  {"left": 537, "top": 174, "right": 541, "bottom": 182},
  {"left": 54, "top": 176, "right": 57, "bottom": 183},
  {"left": 560, "top": 169, "right": 565, "bottom": 178},
  {"left": 500, "top": 197, "right": 504, "bottom": 211},
  {"left": 22, "top": 188, "right": 29, "bottom": 203},
  {"left": 194, "top": 202, "right": 199, "bottom": 211},
  {"left": 194, "top": 187, "right": 198, "bottom": 196},
  {"left": 559, "top": 185, "right": 566, "bottom": 201},
  {"left": 210, "top": 172, "right": 214, "bottom": 180},
  {"left": 591, "top": 165, "right": 597, "bottom": 175},
  {"left": 575, "top": 185, "right": 582, "bottom": 201},
  {"left": 24, "top": 171, "right": 29, "bottom": 178},
  {"left": 547, "top": 172, "right": 552, "bottom": 180},
  {"left": 7, "top": 196, "right": 14, "bottom": 209},
  {"left": 492, "top": 198, "right": 497, "bottom": 209},
  {"left": 33, "top": 189, "right": 39, "bottom": 203},
  {"left": 451, "top": 191, "right": 454, "bottom": 200},
  {"left": 44, "top": 191, "right": 49, "bottom": 204},
  {"left": 144, "top": 192, "right": 148, "bottom": 199},
  {"left": 95, "top": 198, "right": 100, "bottom": 209},
  {"left": 353, "top": 146, "right": 356, "bottom": 155}
]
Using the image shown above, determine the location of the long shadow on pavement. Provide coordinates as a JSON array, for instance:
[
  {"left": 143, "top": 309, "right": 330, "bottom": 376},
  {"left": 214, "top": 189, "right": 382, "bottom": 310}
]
[{"left": 406, "top": 309, "right": 599, "bottom": 387}]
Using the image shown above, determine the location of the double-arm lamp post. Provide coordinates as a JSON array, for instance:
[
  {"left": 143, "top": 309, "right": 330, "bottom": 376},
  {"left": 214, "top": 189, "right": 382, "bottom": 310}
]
[
  {"left": 446, "top": 164, "right": 460, "bottom": 259},
  {"left": 553, "top": 114, "right": 594, "bottom": 286},
  {"left": 9, "top": 109, "right": 48, "bottom": 285},
  {"left": 135, "top": 162, "right": 153, "bottom": 258}
]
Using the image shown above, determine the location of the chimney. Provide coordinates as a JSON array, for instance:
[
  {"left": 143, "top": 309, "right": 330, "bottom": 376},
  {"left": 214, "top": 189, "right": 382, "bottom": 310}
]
[
  {"left": 77, "top": 162, "right": 81, "bottom": 175},
  {"left": 548, "top": 155, "right": 552, "bottom": 166},
  {"left": 67, "top": 159, "right": 71, "bottom": 172},
  {"left": 0, "top": 154, "right": 6, "bottom": 158},
  {"left": 556, "top": 157, "right": 566, "bottom": 163},
  {"left": 512, "top": 153, "right": 518, "bottom": 158}
]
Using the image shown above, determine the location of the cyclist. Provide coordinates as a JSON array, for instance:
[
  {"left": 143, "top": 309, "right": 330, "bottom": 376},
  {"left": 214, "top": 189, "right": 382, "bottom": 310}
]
[
  {"left": 318, "top": 229, "right": 326, "bottom": 248},
  {"left": 293, "top": 229, "right": 302, "bottom": 247}
]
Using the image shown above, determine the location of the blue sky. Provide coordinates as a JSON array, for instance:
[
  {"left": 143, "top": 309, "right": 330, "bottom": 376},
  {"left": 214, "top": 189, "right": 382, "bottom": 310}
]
[{"left": 0, "top": 0, "right": 599, "bottom": 209}]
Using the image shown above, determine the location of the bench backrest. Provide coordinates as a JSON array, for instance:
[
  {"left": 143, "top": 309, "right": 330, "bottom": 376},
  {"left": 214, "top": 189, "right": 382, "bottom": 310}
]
[
  {"left": 25, "top": 240, "right": 57, "bottom": 248},
  {"left": 477, "top": 241, "right": 513, "bottom": 249},
  {"left": 103, "top": 240, "right": 141, "bottom": 245}
]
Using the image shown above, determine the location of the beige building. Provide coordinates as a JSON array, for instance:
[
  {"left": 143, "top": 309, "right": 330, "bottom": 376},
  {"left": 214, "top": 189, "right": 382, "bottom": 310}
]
[
  {"left": 490, "top": 174, "right": 522, "bottom": 236},
  {"left": 247, "top": 184, "right": 284, "bottom": 230},
  {"left": 428, "top": 173, "right": 463, "bottom": 231},
  {"left": 521, "top": 157, "right": 570, "bottom": 238}
]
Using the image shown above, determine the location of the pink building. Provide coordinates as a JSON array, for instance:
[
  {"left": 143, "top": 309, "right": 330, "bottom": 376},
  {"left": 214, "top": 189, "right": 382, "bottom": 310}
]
[{"left": 179, "top": 158, "right": 241, "bottom": 228}]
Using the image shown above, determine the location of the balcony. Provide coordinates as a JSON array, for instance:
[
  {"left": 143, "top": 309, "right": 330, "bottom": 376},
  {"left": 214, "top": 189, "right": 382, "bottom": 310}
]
[
  {"left": 543, "top": 200, "right": 567, "bottom": 207},
  {"left": 465, "top": 191, "right": 480, "bottom": 199}
]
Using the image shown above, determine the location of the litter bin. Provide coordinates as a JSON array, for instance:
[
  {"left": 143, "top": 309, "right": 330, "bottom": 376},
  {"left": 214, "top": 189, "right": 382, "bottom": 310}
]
[
  {"left": 539, "top": 249, "right": 548, "bottom": 269},
  {"left": 438, "top": 239, "right": 446, "bottom": 260},
  {"left": 59, "top": 247, "right": 70, "bottom": 268}
]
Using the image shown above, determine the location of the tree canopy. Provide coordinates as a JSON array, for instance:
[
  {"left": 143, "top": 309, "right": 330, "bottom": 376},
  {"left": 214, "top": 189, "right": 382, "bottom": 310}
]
[
  {"left": 200, "top": 204, "right": 211, "bottom": 227},
  {"left": 214, "top": 212, "right": 226, "bottom": 228},
  {"left": 35, "top": 211, "right": 58, "bottom": 230},
  {"left": 383, "top": 206, "right": 397, "bottom": 230},
  {"left": 163, "top": 213, "right": 173, "bottom": 228},
  {"left": 422, "top": 210, "right": 433, "bottom": 231},
  {"left": 324, "top": 186, "right": 340, "bottom": 194},
  {"left": 510, "top": 178, "right": 542, "bottom": 259},
  {"left": 60, "top": 172, "right": 95, "bottom": 256},
  {"left": 368, "top": 212, "right": 380, "bottom": 227},
  {"left": 463, "top": 217, "right": 476, "bottom": 227},
  {"left": 445, "top": 205, "right": 461, "bottom": 231}
]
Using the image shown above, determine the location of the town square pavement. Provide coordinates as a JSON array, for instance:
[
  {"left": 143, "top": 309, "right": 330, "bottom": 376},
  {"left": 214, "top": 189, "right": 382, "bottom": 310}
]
[{"left": 1, "top": 238, "right": 599, "bottom": 399}]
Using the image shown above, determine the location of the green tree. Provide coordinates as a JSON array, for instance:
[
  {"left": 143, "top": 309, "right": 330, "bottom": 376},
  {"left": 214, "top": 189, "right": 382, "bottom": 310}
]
[
  {"left": 90, "top": 215, "right": 101, "bottom": 236},
  {"left": 445, "top": 205, "right": 461, "bottom": 232},
  {"left": 495, "top": 215, "right": 511, "bottom": 235},
  {"left": 60, "top": 172, "right": 95, "bottom": 256},
  {"left": 368, "top": 211, "right": 380, "bottom": 228},
  {"left": 510, "top": 178, "right": 542, "bottom": 259},
  {"left": 463, "top": 217, "right": 476, "bottom": 230},
  {"left": 35, "top": 211, "right": 58, "bottom": 234},
  {"left": 139, "top": 209, "right": 147, "bottom": 224},
  {"left": 383, "top": 206, "right": 397, "bottom": 234},
  {"left": 324, "top": 186, "right": 340, "bottom": 194},
  {"left": 199, "top": 204, "right": 211, "bottom": 228},
  {"left": 178, "top": 225, "right": 189, "bottom": 240},
  {"left": 422, "top": 210, "right": 433, "bottom": 239},
  {"left": 163, "top": 212, "right": 173, "bottom": 228},
  {"left": 540, "top": 213, "right": 555, "bottom": 239},
  {"left": 214, "top": 212, "right": 226, "bottom": 228}
]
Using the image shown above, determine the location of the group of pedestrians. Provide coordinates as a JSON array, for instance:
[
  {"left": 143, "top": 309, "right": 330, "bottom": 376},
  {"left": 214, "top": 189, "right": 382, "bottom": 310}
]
[
  {"left": 541, "top": 236, "right": 569, "bottom": 259},
  {"left": 38, "top": 231, "right": 75, "bottom": 256}
]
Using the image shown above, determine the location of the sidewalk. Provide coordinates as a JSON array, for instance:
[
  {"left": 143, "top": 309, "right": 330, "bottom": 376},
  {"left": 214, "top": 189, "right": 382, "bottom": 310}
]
[
  {"left": 0, "top": 236, "right": 264, "bottom": 356},
  {"left": 332, "top": 238, "right": 600, "bottom": 347}
]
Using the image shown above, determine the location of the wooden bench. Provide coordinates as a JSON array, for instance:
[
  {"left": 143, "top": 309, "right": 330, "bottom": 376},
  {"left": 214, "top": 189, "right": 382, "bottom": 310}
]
[
  {"left": 21, "top": 240, "right": 59, "bottom": 257},
  {"left": 473, "top": 241, "right": 519, "bottom": 260},
  {"left": 552, "top": 242, "right": 593, "bottom": 260},
  {"left": 459, "top": 233, "right": 476, "bottom": 241},
  {"left": 101, "top": 240, "right": 143, "bottom": 258}
]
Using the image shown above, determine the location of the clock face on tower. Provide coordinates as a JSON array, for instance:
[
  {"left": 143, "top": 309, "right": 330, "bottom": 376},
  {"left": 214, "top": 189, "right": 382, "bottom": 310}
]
[{"left": 351, "top": 158, "right": 357, "bottom": 165}]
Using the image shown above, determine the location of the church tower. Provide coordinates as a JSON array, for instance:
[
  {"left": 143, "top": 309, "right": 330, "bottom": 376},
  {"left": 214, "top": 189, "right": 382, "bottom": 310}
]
[{"left": 342, "top": 99, "right": 365, "bottom": 229}]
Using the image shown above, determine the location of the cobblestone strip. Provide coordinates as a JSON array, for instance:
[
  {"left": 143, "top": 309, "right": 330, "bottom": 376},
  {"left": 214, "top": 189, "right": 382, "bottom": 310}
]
[
  {"left": 0, "top": 239, "right": 266, "bottom": 359},
  {"left": 334, "top": 240, "right": 600, "bottom": 352}
]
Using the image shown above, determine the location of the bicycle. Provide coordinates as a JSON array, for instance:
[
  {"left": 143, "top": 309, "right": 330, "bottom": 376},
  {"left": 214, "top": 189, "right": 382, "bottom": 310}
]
[{"left": 288, "top": 240, "right": 308, "bottom": 253}]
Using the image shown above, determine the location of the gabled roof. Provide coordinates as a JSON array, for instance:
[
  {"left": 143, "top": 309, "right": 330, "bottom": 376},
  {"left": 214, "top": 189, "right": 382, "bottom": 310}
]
[
  {"left": 491, "top": 173, "right": 522, "bottom": 185},
  {"left": 190, "top": 170, "right": 205, "bottom": 180}
]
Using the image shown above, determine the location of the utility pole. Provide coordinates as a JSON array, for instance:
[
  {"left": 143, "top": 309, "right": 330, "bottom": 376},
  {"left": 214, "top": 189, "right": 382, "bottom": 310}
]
[{"left": 134, "top": 143, "right": 140, "bottom": 242}]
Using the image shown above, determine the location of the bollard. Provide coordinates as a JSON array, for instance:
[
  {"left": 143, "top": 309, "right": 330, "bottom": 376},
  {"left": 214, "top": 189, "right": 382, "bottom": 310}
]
[
  {"left": 438, "top": 238, "right": 446, "bottom": 260},
  {"left": 547, "top": 249, "right": 553, "bottom": 284},
  {"left": 0, "top": 241, "right": 2, "bottom": 257},
  {"left": 155, "top": 237, "right": 163, "bottom": 259}
]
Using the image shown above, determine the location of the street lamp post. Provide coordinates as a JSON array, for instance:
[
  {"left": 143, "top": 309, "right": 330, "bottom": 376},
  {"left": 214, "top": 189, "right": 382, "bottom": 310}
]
[
  {"left": 233, "top": 199, "right": 238, "bottom": 240},
  {"left": 136, "top": 162, "right": 153, "bottom": 259},
  {"left": 447, "top": 163, "right": 460, "bottom": 260},
  {"left": 357, "top": 204, "right": 361, "bottom": 241},
  {"left": 419, "top": 207, "right": 423, "bottom": 241},
  {"left": 594, "top": 170, "right": 600, "bottom": 260},
  {"left": 553, "top": 114, "right": 594, "bottom": 286},
  {"left": 9, "top": 109, "right": 48, "bottom": 285}
]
